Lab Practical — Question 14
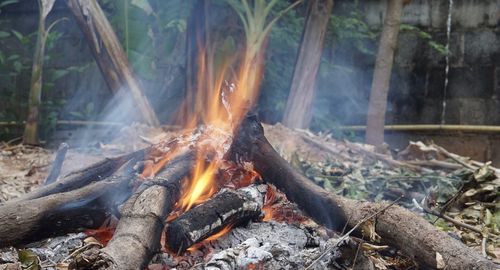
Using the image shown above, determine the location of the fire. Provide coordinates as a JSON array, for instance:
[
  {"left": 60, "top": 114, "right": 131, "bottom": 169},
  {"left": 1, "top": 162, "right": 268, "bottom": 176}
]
[
  {"left": 186, "top": 224, "right": 233, "bottom": 253},
  {"left": 204, "top": 224, "right": 233, "bottom": 242},
  {"left": 179, "top": 155, "right": 218, "bottom": 211}
]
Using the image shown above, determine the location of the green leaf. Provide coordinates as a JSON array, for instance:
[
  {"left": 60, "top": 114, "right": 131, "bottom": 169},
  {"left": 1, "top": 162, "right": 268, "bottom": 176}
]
[
  {"left": 11, "top": 30, "right": 24, "bottom": 42},
  {"left": 0, "top": 31, "right": 10, "bottom": 38},
  {"left": 13, "top": 60, "right": 22, "bottom": 72},
  {"left": 0, "top": 0, "right": 19, "bottom": 9},
  {"left": 69, "top": 111, "right": 84, "bottom": 119},
  {"left": 131, "top": 0, "right": 153, "bottom": 15},
  {"left": 51, "top": 69, "right": 70, "bottom": 80}
]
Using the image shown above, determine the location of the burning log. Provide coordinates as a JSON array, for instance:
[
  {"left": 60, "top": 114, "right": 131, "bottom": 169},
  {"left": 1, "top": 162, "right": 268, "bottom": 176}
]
[
  {"left": 69, "top": 151, "right": 195, "bottom": 270},
  {"left": 166, "top": 185, "right": 266, "bottom": 253},
  {"left": 7, "top": 148, "right": 146, "bottom": 203},
  {"left": 229, "top": 115, "right": 496, "bottom": 270},
  {"left": 0, "top": 160, "right": 137, "bottom": 248}
]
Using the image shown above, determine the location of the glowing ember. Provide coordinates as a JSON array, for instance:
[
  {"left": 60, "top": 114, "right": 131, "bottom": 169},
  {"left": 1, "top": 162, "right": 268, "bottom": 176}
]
[{"left": 186, "top": 224, "right": 234, "bottom": 253}]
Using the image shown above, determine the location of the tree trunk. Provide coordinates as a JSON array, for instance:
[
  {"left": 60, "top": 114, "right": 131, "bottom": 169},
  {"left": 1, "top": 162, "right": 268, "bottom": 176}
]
[
  {"left": 282, "top": 0, "right": 333, "bottom": 129},
  {"left": 65, "top": 0, "right": 160, "bottom": 127},
  {"left": 23, "top": 0, "right": 50, "bottom": 145},
  {"left": 365, "top": 0, "right": 404, "bottom": 146}
]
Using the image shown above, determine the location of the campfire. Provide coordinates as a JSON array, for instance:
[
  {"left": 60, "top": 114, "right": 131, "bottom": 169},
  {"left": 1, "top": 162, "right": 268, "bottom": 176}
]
[
  {"left": 1, "top": 37, "right": 358, "bottom": 270},
  {"left": 0, "top": 8, "right": 496, "bottom": 270}
]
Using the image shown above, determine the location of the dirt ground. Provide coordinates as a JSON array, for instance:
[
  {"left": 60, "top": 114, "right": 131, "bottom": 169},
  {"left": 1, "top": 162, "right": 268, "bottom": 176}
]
[{"left": 0, "top": 123, "right": 498, "bottom": 263}]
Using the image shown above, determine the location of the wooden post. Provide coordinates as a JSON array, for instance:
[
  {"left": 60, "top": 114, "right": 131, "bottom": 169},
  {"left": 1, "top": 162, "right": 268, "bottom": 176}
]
[{"left": 65, "top": 0, "right": 160, "bottom": 127}]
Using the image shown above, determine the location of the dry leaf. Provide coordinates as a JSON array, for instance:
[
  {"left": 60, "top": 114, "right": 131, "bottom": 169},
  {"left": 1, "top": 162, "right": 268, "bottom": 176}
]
[{"left": 436, "top": 252, "right": 445, "bottom": 269}]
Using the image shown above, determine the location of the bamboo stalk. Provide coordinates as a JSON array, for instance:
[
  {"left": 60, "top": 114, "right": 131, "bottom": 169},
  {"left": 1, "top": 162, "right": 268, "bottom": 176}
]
[{"left": 339, "top": 124, "right": 500, "bottom": 133}]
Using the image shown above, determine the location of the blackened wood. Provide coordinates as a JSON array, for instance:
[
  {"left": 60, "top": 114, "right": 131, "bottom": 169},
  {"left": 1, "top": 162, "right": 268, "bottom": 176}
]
[
  {"left": 44, "top": 142, "right": 69, "bottom": 185},
  {"left": 166, "top": 185, "right": 264, "bottom": 253},
  {"left": 6, "top": 148, "right": 146, "bottom": 204},
  {"left": 69, "top": 151, "right": 195, "bottom": 270},
  {"left": 0, "top": 160, "right": 136, "bottom": 248},
  {"left": 229, "top": 115, "right": 497, "bottom": 270}
]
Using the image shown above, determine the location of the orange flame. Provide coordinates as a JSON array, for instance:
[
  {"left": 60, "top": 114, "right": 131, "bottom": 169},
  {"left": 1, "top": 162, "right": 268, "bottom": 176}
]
[
  {"left": 186, "top": 224, "right": 233, "bottom": 253},
  {"left": 179, "top": 155, "right": 218, "bottom": 212}
]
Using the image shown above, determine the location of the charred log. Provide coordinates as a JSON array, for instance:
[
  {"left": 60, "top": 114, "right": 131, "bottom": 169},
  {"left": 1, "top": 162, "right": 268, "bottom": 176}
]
[
  {"left": 166, "top": 185, "right": 265, "bottom": 254},
  {"left": 69, "top": 151, "right": 195, "bottom": 270},
  {"left": 7, "top": 148, "right": 146, "bottom": 203},
  {"left": 229, "top": 115, "right": 497, "bottom": 270},
  {"left": 0, "top": 160, "right": 137, "bottom": 248}
]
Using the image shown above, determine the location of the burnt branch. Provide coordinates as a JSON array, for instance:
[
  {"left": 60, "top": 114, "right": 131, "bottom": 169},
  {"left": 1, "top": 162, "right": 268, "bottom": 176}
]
[
  {"left": 7, "top": 148, "right": 146, "bottom": 204},
  {"left": 166, "top": 185, "right": 265, "bottom": 253},
  {"left": 0, "top": 160, "right": 137, "bottom": 248},
  {"left": 69, "top": 151, "right": 195, "bottom": 270},
  {"left": 229, "top": 115, "right": 496, "bottom": 270}
]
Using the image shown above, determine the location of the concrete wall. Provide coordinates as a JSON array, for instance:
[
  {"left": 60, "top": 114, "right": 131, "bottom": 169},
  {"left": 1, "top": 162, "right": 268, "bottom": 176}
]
[{"left": 365, "top": 0, "right": 499, "bottom": 126}]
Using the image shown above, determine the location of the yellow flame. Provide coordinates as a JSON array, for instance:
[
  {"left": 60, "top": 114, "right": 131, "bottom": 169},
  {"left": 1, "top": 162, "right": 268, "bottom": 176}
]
[{"left": 179, "top": 155, "right": 218, "bottom": 212}]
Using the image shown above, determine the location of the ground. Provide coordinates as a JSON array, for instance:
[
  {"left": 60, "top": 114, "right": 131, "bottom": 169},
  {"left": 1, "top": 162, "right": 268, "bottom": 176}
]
[{"left": 0, "top": 123, "right": 498, "bottom": 267}]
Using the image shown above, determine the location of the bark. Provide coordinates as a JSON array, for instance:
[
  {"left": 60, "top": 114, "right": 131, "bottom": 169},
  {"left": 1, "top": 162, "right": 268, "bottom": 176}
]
[
  {"left": 5, "top": 148, "right": 146, "bottom": 204},
  {"left": 229, "top": 115, "right": 497, "bottom": 270},
  {"left": 282, "top": 0, "right": 334, "bottom": 129},
  {"left": 365, "top": 0, "right": 404, "bottom": 146},
  {"left": 69, "top": 152, "right": 195, "bottom": 270},
  {"left": 0, "top": 166, "right": 135, "bottom": 248},
  {"left": 65, "top": 0, "right": 160, "bottom": 127},
  {"left": 166, "top": 185, "right": 265, "bottom": 253}
]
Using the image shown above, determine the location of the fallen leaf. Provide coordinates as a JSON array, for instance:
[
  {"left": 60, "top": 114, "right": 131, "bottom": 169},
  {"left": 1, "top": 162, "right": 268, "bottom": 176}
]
[{"left": 436, "top": 252, "right": 445, "bottom": 269}]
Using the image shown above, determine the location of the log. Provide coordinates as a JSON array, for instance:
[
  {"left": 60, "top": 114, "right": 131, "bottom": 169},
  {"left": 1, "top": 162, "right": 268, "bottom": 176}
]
[
  {"left": 6, "top": 148, "right": 146, "bottom": 204},
  {"left": 229, "top": 115, "right": 497, "bottom": 270},
  {"left": 0, "top": 160, "right": 137, "bottom": 248},
  {"left": 69, "top": 151, "right": 195, "bottom": 270},
  {"left": 166, "top": 185, "right": 265, "bottom": 253}
]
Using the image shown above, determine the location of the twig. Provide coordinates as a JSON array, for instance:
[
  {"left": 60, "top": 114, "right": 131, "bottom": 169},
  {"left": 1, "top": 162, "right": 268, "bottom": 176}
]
[
  {"left": 481, "top": 237, "right": 488, "bottom": 258},
  {"left": 405, "top": 159, "right": 462, "bottom": 170},
  {"left": 295, "top": 132, "right": 356, "bottom": 162},
  {"left": 419, "top": 202, "right": 498, "bottom": 240},
  {"left": 431, "top": 143, "right": 477, "bottom": 170},
  {"left": 44, "top": 143, "right": 69, "bottom": 185},
  {"left": 305, "top": 196, "right": 403, "bottom": 270},
  {"left": 342, "top": 140, "right": 433, "bottom": 173}
]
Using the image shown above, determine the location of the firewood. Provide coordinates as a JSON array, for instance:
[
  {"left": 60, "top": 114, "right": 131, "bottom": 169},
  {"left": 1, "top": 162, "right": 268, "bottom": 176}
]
[
  {"left": 69, "top": 151, "right": 195, "bottom": 270},
  {"left": 0, "top": 160, "right": 137, "bottom": 248},
  {"left": 166, "top": 185, "right": 265, "bottom": 253},
  {"left": 6, "top": 148, "right": 146, "bottom": 204},
  {"left": 229, "top": 114, "right": 497, "bottom": 270}
]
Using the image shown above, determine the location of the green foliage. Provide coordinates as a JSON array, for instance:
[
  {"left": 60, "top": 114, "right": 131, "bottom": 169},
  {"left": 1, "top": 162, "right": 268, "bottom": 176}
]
[
  {"left": 258, "top": 0, "right": 304, "bottom": 122},
  {"left": 400, "top": 24, "right": 448, "bottom": 55},
  {"left": 0, "top": 5, "right": 84, "bottom": 140},
  {"left": 329, "top": 8, "right": 377, "bottom": 55},
  {"left": 101, "top": 0, "right": 192, "bottom": 80}
]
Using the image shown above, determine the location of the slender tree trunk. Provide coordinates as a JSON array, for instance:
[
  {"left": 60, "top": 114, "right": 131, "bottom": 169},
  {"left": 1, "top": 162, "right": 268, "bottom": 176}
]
[
  {"left": 365, "top": 0, "right": 405, "bottom": 146},
  {"left": 282, "top": 0, "right": 333, "bottom": 129},
  {"left": 23, "top": 0, "right": 65, "bottom": 145},
  {"left": 65, "top": 0, "right": 160, "bottom": 127},
  {"left": 23, "top": 1, "right": 49, "bottom": 145}
]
